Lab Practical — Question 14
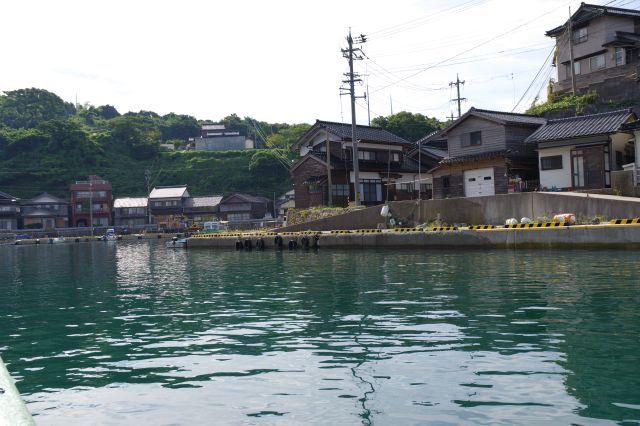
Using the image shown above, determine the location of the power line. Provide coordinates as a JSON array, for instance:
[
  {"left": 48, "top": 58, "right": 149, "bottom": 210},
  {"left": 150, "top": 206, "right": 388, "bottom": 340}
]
[{"left": 368, "top": 1, "right": 572, "bottom": 96}]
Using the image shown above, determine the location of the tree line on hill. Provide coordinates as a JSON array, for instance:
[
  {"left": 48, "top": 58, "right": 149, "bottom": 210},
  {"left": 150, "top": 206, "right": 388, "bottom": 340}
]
[{"left": 0, "top": 88, "right": 446, "bottom": 199}]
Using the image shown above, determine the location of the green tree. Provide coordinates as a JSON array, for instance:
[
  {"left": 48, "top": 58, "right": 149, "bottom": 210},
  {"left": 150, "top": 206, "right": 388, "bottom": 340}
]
[
  {"left": 266, "top": 123, "right": 311, "bottom": 150},
  {"left": 249, "top": 150, "right": 291, "bottom": 185},
  {"left": 0, "top": 88, "right": 76, "bottom": 129},
  {"left": 371, "top": 111, "right": 444, "bottom": 142},
  {"left": 109, "top": 115, "right": 160, "bottom": 160},
  {"left": 159, "top": 113, "right": 200, "bottom": 140}
]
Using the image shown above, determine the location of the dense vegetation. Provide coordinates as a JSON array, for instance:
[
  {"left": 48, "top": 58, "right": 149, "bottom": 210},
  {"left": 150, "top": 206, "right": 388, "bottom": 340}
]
[
  {"left": 371, "top": 111, "right": 445, "bottom": 142},
  {"left": 0, "top": 88, "right": 444, "bottom": 200},
  {"left": 0, "top": 88, "right": 306, "bottom": 199}
]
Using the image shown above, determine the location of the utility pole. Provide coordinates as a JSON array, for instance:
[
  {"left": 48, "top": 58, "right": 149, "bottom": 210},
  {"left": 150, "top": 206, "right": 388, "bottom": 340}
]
[
  {"left": 145, "top": 169, "right": 152, "bottom": 225},
  {"left": 341, "top": 29, "right": 367, "bottom": 206},
  {"left": 449, "top": 74, "right": 466, "bottom": 119},
  {"left": 567, "top": 7, "right": 577, "bottom": 96}
]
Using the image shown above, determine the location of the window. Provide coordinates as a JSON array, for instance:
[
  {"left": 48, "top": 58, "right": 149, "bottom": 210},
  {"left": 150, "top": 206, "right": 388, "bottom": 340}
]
[
  {"left": 398, "top": 182, "right": 414, "bottom": 192},
  {"left": 574, "top": 60, "right": 581, "bottom": 75},
  {"left": 572, "top": 27, "right": 587, "bottom": 44},
  {"left": 308, "top": 183, "right": 321, "bottom": 193},
  {"left": 358, "top": 150, "right": 375, "bottom": 161},
  {"left": 626, "top": 48, "right": 637, "bottom": 65},
  {"left": 331, "top": 184, "right": 349, "bottom": 196},
  {"left": 615, "top": 48, "right": 624, "bottom": 66},
  {"left": 590, "top": 54, "right": 605, "bottom": 71},
  {"left": 541, "top": 155, "right": 563, "bottom": 170},
  {"left": 462, "top": 131, "right": 482, "bottom": 147},
  {"left": 392, "top": 152, "right": 400, "bottom": 162},
  {"left": 420, "top": 183, "right": 432, "bottom": 193},
  {"left": 360, "top": 179, "right": 382, "bottom": 202}
]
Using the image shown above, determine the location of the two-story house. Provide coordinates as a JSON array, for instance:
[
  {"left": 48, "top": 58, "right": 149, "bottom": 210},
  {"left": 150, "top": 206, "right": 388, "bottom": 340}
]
[
  {"left": 70, "top": 176, "right": 113, "bottom": 227},
  {"left": 427, "top": 108, "right": 546, "bottom": 199},
  {"left": 526, "top": 109, "right": 636, "bottom": 190},
  {"left": 547, "top": 3, "right": 640, "bottom": 99},
  {"left": 0, "top": 191, "right": 20, "bottom": 231},
  {"left": 290, "top": 120, "right": 423, "bottom": 208},
  {"left": 113, "top": 197, "right": 149, "bottom": 227},
  {"left": 218, "top": 193, "right": 272, "bottom": 222},
  {"left": 183, "top": 195, "right": 223, "bottom": 222},
  {"left": 148, "top": 185, "right": 190, "bottom": 229},
  {"left": 21, "top": 192, "right": 69, "bottom": 229}
]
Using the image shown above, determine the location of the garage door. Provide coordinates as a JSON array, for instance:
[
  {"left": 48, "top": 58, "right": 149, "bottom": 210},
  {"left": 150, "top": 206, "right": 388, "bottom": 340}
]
[{"left": 464, "top": 168, "right": 495, "bottom": 197}]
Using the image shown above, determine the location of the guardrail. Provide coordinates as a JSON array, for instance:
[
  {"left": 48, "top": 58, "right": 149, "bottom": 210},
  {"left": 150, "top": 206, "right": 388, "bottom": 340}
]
[{"left": 0, "top": 356, "right": 35, "bottom": 425}]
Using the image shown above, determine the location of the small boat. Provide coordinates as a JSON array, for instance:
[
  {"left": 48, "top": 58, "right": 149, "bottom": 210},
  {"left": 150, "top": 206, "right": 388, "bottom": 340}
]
[
  {"left": 48, "top": 236, "right": 65, "bottom": 244},
  {"left": 103, "top": 229, "right": 117, "bottom": 241},
  {"left": 166, "top": 237, "right": 187, "bottom": 248}
]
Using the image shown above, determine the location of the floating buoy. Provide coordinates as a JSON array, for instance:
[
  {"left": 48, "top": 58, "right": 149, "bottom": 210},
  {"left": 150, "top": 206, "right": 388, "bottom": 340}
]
[
  {"left": 288, "top": 240, "right": 298, "bottom": 250},
  {"left": 244, "top": 239, "right": 252, "bottom": 250},
  {"left": 274, "top": 235, "right": 283, "bottom": 249},
  {"left": 256, "top": 238, "right": 265, "bottom": 250},
  {"left": 235, "top": 240, "right": 243, "bottom": 250}
]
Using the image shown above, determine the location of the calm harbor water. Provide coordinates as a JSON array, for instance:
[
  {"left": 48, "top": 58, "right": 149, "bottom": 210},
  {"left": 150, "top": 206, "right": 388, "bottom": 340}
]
[{"left": 0, "top": 241, "right": 639, "bottom": 425}]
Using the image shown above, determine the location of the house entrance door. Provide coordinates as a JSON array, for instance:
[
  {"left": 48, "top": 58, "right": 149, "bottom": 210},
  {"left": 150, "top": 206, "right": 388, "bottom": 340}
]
[{"left": 571, "top": 146, "right": 607, "bottom": 189}]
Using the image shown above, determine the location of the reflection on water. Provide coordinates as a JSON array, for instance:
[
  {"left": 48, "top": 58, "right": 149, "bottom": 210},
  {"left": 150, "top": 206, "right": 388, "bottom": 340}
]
[{"left": 0, "top": 242, "right": 639, "bottom": 425}]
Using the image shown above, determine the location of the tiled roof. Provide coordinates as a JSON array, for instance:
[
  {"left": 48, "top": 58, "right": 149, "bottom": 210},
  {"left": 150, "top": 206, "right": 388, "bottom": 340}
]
[
  {"left": 319, "top": 120, "right": 410, "bottom": 145},
  {"left": 547, "top": 3, "right": 640, "bottom": 36},
  {"left": 222, "top": 193, "right": 271, "bottom": 204},
  {"left": 114, "top": 197, "right": 148, "bottom": 208},
  {"left": 25, "top": 192, "right": 67, "bottom": 205},
  {"left": 420, "top": 146, "right": 448, "bottom": 158},
  {"left": 438, "top": 150, "right": 510, "bottom": 165},
  {"left": 470, "top": 108, "right": 546, "bottom": 126},
  {"left": 292, "top": 120, "right": 410, "bottom": 151},
  {"left": 525, "top": 109, "right": 634, "bottom": 143},
  {"left": 149, "top": 185, "right": 189, "bottom": 199},
  {"left": 438, "top": 107, "right": 545, "bottom": 137},
  {"left": 184, "top": 196, "right": 223, "bottom": 208}
]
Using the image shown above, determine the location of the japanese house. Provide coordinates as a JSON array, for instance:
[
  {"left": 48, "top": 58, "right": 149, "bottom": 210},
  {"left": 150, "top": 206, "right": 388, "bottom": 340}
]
[
  {"left": 290, "top": 120, "right": 423, "bottom": 208},
  {"left": 526, "top": 109, "right": 636, "bottom": 190},
  {"left": 428, "top": 108, "right": 546, "bottom": 199},
  {"left": 21, "top": 192, "right": 69, "bottom": 229}
]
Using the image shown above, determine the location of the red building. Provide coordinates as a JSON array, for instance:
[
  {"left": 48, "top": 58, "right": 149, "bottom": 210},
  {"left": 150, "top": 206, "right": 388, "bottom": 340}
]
[{"left": 70, "top": 175, "right": 113, "bottom": 227}]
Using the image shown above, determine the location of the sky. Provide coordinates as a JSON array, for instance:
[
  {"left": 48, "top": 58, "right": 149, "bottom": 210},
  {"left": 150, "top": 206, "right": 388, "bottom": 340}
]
[{"left": 2, "top": 0, "right": 638, "bottom": 125}]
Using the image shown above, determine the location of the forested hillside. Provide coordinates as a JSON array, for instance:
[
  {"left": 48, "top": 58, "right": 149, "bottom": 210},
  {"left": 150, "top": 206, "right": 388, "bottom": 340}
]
[{"left": 0, "top": 88, "right": 308, "bottom": 199}]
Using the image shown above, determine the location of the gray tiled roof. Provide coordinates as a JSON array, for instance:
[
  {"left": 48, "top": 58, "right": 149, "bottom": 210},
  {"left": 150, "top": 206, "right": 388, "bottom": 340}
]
[
  {"left": 319, "top": 120, "right": 410, "bottom": 145},
  {"left": 26, "top": 192, "right": 67, "bottom": 204},
  {"left": 222, "top": 193, "right": 271, "bottom": 204},
  {"left": 525, "top": 109, "right": 634, "bottom": 143},
  {"left": 149, "top": 185, "right": 189, "bottom": 199},
  {"left": 547, "top": 3, "right": 640, "bottom": 36},
  {"left": 470, "top": 109, "right": 547, "bottom": 126},
  {"left": 184, "top": 196, "right": 223, "bottom": 208},
  {"left": 114, "top": 197, "right": 148, "bottom": 208}
]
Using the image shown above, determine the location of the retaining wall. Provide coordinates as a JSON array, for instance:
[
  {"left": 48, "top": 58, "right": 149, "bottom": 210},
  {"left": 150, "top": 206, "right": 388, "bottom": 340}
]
[{"left": 278, "top": 192, "right": 640, "bottom": 231}]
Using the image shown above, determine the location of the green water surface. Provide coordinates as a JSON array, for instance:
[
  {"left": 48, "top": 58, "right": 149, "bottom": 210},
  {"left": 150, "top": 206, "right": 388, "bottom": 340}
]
[{"left": 0, "top": 242, "right": 639, "bottom": 425}]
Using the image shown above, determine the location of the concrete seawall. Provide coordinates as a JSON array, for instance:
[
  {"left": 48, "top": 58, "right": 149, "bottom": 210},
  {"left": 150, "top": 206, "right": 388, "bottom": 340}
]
[
  {"left": 186, "top": 224, "right": 640, "bottom": 250},
  {"left": 279, "top": 192, "right": 640, "bottom": 232}
]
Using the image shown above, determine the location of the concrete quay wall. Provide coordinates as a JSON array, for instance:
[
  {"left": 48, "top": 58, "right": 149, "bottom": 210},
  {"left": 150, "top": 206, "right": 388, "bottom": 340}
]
[
  {"left": 279, "top": 192, "right": 640, "bottom": 232},
  {"left": 187, "top": 225, "right": 640, "bottom": 250}
]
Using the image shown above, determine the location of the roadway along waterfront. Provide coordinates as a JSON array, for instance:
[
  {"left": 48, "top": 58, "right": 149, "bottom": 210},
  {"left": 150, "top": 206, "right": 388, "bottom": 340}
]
[{"left": 1, "top": 241, "right": 639, "bottom": 425}]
